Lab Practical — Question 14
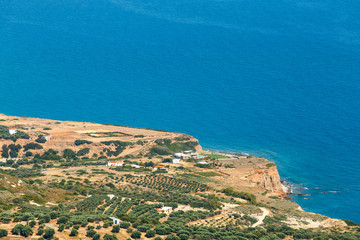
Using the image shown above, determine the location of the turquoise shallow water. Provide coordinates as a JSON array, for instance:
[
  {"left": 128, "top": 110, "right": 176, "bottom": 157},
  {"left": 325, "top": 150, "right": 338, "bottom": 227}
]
[{"left": 1, "top": 0, "right": 360, "bottom": 222}]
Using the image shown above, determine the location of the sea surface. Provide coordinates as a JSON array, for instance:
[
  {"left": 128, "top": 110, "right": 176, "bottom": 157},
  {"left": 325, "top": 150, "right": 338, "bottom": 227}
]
[{"left": 1, "top": 0, "right": 360, "bottom": 222}]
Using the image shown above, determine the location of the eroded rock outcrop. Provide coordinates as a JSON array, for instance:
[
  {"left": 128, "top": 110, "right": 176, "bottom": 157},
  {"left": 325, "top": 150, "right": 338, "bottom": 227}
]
[{"left": 248, "top": 166, "right": 285, "bottom": 195}]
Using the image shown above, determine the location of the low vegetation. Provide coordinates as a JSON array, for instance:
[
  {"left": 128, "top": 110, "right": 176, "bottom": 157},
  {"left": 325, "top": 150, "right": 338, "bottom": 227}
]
[{"left": 0, "top": 116, "right": 358, "bottom": 239}]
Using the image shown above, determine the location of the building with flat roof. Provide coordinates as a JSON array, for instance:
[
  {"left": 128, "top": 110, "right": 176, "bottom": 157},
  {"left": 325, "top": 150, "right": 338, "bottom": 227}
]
[
  {"left": 156, "top": 206, "right": 172, "bottom": 214},
  {"left": 197, "top": 161, "right": 209, "bottom": 165},
  {"left": 7, "top": 129, "right": 17, "bottom": 135},
  {"left": 107, "top": 161, "right": 123, "bottom": 167},
  {"left": 172, "top": 158, "right": 181, "bottom": 164},
  {"left": 109, "top": 217, "right": 120, "bottom": 225}
]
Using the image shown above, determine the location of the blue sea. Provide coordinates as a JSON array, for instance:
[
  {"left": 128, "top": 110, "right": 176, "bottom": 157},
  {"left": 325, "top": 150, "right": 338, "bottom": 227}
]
[{"left": 1, "top": 0, "right": 359, "bottom": 222}]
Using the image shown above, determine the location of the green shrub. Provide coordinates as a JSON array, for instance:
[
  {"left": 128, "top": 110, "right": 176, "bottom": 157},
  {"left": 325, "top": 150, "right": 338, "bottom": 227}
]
[
  {"left": 39, "top": 149, "right": 61, "bottom": 160},
  {"left": 131, "top": 230, "right": 142, "bottom": 239},
  {"left": 166, "top": 234, "right": 180, "bottom": 240},
  {"left": 150, "top": 147, "right": 171, "bottom": 156},
  {"left": 24, "top": 143, "right": 43, "bottom": 151},
  {"left": 112, "top": 225, "right": 120, "bottom": 233},
  {"left": 0, "top": 229, "right": 8, "bottom": 238},
  {"left": 266, "top": 163, "right": 275, "bottom": 168},
  {"left": 58, "top": 224, "right": 65, "bottom": 232},
  {"left": 11, "top": 224, "right": 33, "bottom": 237},
  {"left": 43, "top": 228, "right": 55, "bottom": 239},
  {"left": 86, "top": 229, "right": 97, "bottom": 237},
  {"left": 77, "top": 148, "right": 90, "bottom": 156},
  {"left": 25, "top": 151, "right": 33, "bottom": 157},
  {"left": 145, "top": 230, "right": 156, "bottom": 238},
  {"left": 178, "top": 234, "right": 189, "bottom": 240},
  {"left": 137, "top": 224, "right": 151, "bottom": 232},
  {"left": 221, "top": 187, "right": 256, "bottom": 204},
  {"left": 120, "top": 221, "right": 131, "bottom": 229},
  {"left": 63, "top": 149, "right": 76, "bottom": 159},
  {"left": 93, "top": 233, "right": 101, "bottom": 240},
  {"left": 104, "top": 234, "right": 118, "bottom": 240},
  {"left": 69, "top": 229, "right": 78, "bottom": 236},
  {"left": 75, "top": 140, "right": 93, "bottom": 146},
  {"left": 35, "top": 136, "right": 47, "bottom": 143},
  {"left": 343, "top": 219, "right": 360, "bottom": 226},
  {"left": 29, "top": 220, "right": 37, "bottom": 228}
]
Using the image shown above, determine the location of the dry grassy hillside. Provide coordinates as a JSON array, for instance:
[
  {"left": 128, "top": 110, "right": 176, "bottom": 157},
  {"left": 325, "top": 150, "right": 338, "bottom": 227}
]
[{"left": 0, "top": 114, "right": 201, "bottom": 159}]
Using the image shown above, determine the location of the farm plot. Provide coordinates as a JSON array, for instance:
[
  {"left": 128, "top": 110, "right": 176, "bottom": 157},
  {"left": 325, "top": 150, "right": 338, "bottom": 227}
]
[{"left": 120, "top": 175, "right": 210, "bottom": 193}]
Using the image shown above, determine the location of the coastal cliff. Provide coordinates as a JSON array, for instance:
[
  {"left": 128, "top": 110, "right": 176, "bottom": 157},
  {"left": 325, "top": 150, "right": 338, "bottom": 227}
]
[
  {"left": 0, "top": 114, "right": 353, "bottom": 238},
  {"left": 248, "top": 165, "right": 285, "bottom": 195}
]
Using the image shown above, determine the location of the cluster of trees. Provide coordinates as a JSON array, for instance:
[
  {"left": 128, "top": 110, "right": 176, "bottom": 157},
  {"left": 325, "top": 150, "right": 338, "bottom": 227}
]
[
  {"left": 222, "top": 187, "right": 257, "bottom": 204},
  {"left": 0, "top": 125, "right": 30, "bottom": 142},
  {"left": 1, "top": 167, "right": 44, "bottom": 178},
  {"left": 89, "top": 186, "right": 221, "bottom": 212},
  {"left": 101, "top": 141, "right": 134, "bottom": 157},
  {"left": 121, "top": 175, "right": 210, "bottom": 193},
  {"left": 36, "top": 149, "right": 61, "bottom": 160},
  {"left": 77, "top": 148, "right": 90, "bottom": 156},
  {"left": 0, "top": 191, "right": 359, "bottom": 240},
  {"left": 154, "top": 139, "right": 198, "bottom": 152},
  {"left": 35, "top": 135, "right": 46, "bottom": 143},
  {"left": 128, "top": 204, "right": 162, "bottom": 220},
  {"left": 149, "top": 139, "right": 198, "bottom": 157},
  {"left": 11, "top": 224, "right": 33, "bottom": 237},
  {"left": 75, "top": 139, "right": 93, "bottom": 146},
  {"left": 0, "top": 229, "right": 7, "bottom": 238},
  {"left": 195, "top": 163, "right": 214, "bottom": 169},
  {"left": 1, "top": 144, "right": 22, "bottom": 158},
  {"left": 23, "top": 142, "right": 43, "bottom": 151},
  {"left": 167, "top": 210, "right": 221, "bottom": 224}
]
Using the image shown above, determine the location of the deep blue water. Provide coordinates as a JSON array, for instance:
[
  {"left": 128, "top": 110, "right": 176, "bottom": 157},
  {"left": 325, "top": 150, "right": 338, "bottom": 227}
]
[{"left": 1, "top": 0, "right": 360, "bottom": 222}]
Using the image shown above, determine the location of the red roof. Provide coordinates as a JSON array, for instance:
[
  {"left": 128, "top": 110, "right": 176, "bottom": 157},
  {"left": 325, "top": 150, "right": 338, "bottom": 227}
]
[{"left": 108, "top": 161, "right": 121, "bottom": 163}]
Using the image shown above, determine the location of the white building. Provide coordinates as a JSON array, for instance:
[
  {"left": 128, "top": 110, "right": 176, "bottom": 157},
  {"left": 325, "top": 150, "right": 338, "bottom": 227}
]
[
  {"left": 174, "top": 153, "right": 190, "bottom": 159},
  {"left": 191, "top": 154, "right": 205, "bottom": 159},
  {"left": 131, "top": 164, "right": 142, "bottom": 169},
  {"left": 156, "top": 206, "right": 172, "bottom": 214},
  {"left": 7, "top": 129, "right": 17, "bottom": 135},
  {"left": 43, "top": 136, "right": 51, "bottom": 141},
  {"left": 109, "top": 217, "right": 120, "bottom": 225},
  {"left": 107, "top": 161, "right": 123, "bottom": 167},
  {"left": 197, "top": 161, "right": 209, "bottom": 165},
  {"left": 174, "top": 153, "right": 185, "bottom": 158},
  {"left": 153, "top": 166, "right": 168, "bottom": 172},
  {"left": 172, "top": 158, "right": 181, "bottom": 164}
]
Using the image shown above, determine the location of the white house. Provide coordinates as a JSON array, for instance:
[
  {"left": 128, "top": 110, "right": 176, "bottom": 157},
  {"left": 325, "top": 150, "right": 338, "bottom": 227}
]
[
  {"left": 131, "top": 164, "right": 142, "bottom": 169},
  {"left": 107, "top": 161, "right": 123, "bottom": 167},
  {"left": 172, "top": 158, "right": 181, "bottom": 164},
  {"left": 153, "top": 166, "right": 168, "bottom": 172},
  {"left": 156, "top": 206, "right": 172, "bottom": 214},
  {"left": 43, "top": 136, "right": 51, "bottom": 141},
  {"left": 174, "top": 153, "right": 185, "bottom": 158},
  {"left": 109, "top": 217, "right": 120, "bottom": 225},
  {"left": 7, "top": 129, "right": 17, "bottom": 135},
  {"left": 197, "top": 161, "right": 209, "bottom": 165},
  {"left": 174, "top": 153, "right": 191, "bottom": 160}
]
